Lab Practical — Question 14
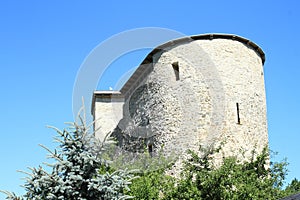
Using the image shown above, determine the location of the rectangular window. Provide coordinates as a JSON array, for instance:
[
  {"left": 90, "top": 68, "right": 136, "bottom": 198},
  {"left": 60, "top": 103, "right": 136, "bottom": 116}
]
[
  {"left": 148, "top": 144, "right": 153, "bottom": 156},
  {"left": 236, "top": 103, "right": 241, "bottom": 124},
  {"left": 172, "top": 62, "right": 180, "bottom": 81}
]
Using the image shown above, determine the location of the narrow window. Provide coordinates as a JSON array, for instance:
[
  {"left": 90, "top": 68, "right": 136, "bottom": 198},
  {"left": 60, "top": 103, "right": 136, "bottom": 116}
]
[
  {"left": 172, "top": 61, "right": 180, "bottom": 81},
  {"left": 148, "top": 144, "right": 153, "bottom": 156},
  {"left": 236, "top": 103, "right": 241, "bottom": 124}
]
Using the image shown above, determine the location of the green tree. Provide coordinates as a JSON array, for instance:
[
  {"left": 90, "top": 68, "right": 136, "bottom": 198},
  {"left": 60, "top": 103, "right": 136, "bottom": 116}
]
[
  {"left": 284, "top": 178, "right": 300, "bottom": 196},
  {"left": 164, "top": 146, "right": 288, "bottom": 200},
  {"left": 126, "top": 169, "right": 175, "bottom": 200},
  {"left": 1, "top": 116, "right": 134, "bottom": 200},
  {"left": 125, "top": 145, "right": 292, "bottom": 200}
]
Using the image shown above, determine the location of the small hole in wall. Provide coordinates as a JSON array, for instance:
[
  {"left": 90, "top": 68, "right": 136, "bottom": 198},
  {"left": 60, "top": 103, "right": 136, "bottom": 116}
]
[
  {"left": 172, "top": 61, "right": 180, "bottom": 81},
  {"left": 236, "top": 103, "right": 241, "bottom": 124},
  {"left": 148, "top": 144, "right": 153, "bottom": 156}
]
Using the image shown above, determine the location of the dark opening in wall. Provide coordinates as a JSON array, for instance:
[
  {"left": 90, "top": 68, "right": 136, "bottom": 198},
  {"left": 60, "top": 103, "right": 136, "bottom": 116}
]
[
  {"left": 236, "top": 103, "right": 241, "bottom": 124},
  {"left": 172, "top": 61, "right": 180, "bottom": 81},
  {"left": 148, "top": 144, "right": 153, "bottom": 156}
]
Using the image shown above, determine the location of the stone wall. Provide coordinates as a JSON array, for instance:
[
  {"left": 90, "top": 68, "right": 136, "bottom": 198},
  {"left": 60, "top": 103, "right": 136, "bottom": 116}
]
[
  {"left": 94, "top": 36, "right": 268, "bottom": 173},
  {"left": 93, "top": 93, "right": 124, "bottom": 142}
]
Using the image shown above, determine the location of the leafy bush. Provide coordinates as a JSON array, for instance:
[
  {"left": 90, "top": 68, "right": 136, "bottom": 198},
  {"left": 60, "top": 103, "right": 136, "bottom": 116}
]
[
  {"left": 164, "top": 146, "right": 289, "bottom": 200},
  {"left": 2, "top": 115, "right": 299, "bottom": 200},
  {"left": 126, "top": 169, "right": 175, "bottom": 200},
  {"left": 127, "top": 145, "right": 299, "bottom": 200},
  {"left": 284, "top": 178, "right": 300, "bottom": 197}
]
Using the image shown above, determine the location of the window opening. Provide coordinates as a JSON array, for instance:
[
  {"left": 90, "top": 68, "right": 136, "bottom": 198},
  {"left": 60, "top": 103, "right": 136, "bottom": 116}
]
[
  {"left": 236, "top": 103, "right": 241, "bottom": 124},
  {"left": 148, "top": 144, "right": 153, "bottom": 156},
  {"left": 172, "top": 61, "right": 180, "bottom": 81}
]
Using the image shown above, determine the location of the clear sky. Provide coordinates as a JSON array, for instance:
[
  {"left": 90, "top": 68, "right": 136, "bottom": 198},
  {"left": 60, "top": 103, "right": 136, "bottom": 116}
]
[{"left": 0, "top": 0, "right": 299, "bottom": 197}]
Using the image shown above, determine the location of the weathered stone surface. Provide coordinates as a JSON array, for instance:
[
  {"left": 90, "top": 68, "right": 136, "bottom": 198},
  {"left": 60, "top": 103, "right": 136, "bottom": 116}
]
[
  {"left": 93, "top": 95, "right": 124, "bottom": 142},
  {"left": 93, "top": 35, "right": 268, "bottom": 174}
]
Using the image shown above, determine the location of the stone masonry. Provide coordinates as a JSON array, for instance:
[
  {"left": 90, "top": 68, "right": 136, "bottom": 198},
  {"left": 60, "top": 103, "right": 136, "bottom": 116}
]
[{"left": 91, "top": 34, "right": 268, "bottom": 170}]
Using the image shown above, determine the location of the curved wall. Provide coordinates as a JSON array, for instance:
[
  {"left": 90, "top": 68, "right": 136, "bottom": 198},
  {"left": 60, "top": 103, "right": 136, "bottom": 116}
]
[{"left": 94, "top": 34, "right": 268, "bottom": 169}]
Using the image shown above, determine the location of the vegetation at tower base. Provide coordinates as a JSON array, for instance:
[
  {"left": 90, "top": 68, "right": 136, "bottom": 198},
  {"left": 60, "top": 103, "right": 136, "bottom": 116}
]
[
  {"left": 162, "top": 146, "right": 282, "bottom": 200},
  {"left": 126, "top": 145, "right": 300, "bottom": 200},
  {"left": 284, "top": 178, "right": 300, "bottom": 197},
  {"left": 1, "top": 115, "right": 300, "bottom": 200},
  {"left": 1, "top": 115, "right": 135, "bottom": 200}
]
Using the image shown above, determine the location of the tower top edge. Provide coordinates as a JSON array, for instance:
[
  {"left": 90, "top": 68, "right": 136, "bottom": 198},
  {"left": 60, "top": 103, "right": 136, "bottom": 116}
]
[
  {"left": 120, "top": 33, "right": 265, "bottom": 95},
  {"left": 153, "top": 33, "right": 265, "bottom": 64}
]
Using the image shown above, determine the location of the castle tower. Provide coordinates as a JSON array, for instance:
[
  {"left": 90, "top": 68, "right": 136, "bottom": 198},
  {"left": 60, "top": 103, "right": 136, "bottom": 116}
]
[{"left": 92, "top": 34, "right": 268, "bottom": 163}]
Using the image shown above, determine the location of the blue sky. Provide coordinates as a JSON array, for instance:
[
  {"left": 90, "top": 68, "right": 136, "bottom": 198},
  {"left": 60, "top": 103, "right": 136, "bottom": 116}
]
[{"left": 0, "top": 0, "right": 299, "bottom": 196}]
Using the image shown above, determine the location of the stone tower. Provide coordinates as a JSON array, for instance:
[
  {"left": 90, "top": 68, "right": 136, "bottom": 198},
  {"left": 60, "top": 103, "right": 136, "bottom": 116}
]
[{"left": 92, "top": 33, "right": 268, "bottom": 163}]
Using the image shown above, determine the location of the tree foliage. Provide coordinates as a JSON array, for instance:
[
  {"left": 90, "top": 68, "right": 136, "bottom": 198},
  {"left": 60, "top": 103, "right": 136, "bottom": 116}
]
[
  {"left": 127, "top": 146, "right": 299, "bottom": 200},
  {"left": 284, "top": 178, "right": 300, "bottom": 197},
  {"left": 125, "top": 169, "right": 175, "bottom": 200},
  {"left": 1, "top": 116, "right": 134, "bottom": 200},
  {"left": 2, "top": 116, "right": 299, "bottom": 200},
  {"left": 164, "top": 147, "right": 286, "bottom": 199}
]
